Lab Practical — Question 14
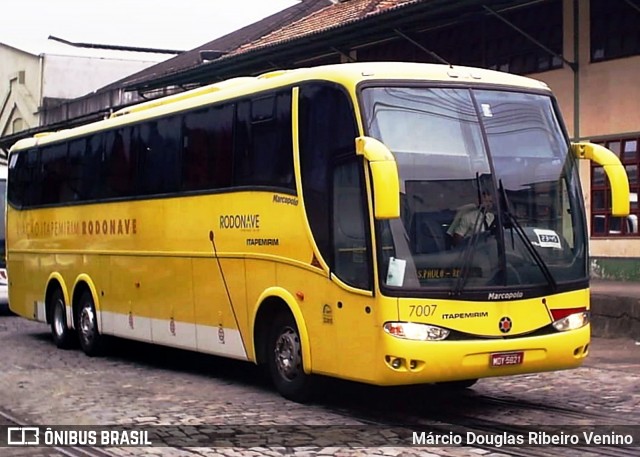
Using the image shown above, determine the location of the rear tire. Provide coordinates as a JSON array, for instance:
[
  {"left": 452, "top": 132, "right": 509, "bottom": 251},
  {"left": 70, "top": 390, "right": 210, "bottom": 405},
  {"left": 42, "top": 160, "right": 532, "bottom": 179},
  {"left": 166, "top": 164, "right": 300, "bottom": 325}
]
[
  {"left": 267, "top": 312, "right": 313, "bottom": 402},
  {"left": 50, "top": 288, "right": 75, "bottom": 349},
  {"left": 77, "top": 291, "right": 104, "bottom": 357}
]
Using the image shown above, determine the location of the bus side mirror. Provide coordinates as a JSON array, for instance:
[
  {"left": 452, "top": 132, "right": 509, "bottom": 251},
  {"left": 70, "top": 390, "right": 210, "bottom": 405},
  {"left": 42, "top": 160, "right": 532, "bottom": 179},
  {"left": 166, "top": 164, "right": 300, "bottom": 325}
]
[
  {"left": 572, "top": 142, "right": 630, "bottom": 216},
  {"left": 355, "top": 136, "right": 400, "bottom": 219}
]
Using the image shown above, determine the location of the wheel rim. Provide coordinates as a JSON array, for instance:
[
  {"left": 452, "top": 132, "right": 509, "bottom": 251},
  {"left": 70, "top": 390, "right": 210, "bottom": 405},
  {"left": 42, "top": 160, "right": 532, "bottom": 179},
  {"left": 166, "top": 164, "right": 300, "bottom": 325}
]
[
  {"left": 79, "top": 305, "right": 95, "bottom": 347},
  {"left": 274, "top": 327, "right": 301, "bottom": 381},
  {"left": 53, "top": 299, "right": 65, "bottom": 337}
]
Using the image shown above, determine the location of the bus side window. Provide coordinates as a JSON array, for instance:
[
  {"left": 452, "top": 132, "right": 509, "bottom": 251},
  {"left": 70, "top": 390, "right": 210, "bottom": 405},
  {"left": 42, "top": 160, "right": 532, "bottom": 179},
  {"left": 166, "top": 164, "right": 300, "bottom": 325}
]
[
  {"left": 40, "top": 143, "right": 68, "bottom": 205},
  {"left": 333, "top": 160, "right": 371, "bottom": 289},
  {"left": 182, "top": 113, "right": 210, "bottom": 191},
  {"left": 299, "top": 82, "right": 367, "bottom": 288},
  {"left": 250, "top": 95, "right": 278, "bottom": 182},
  {"left": 8, "top": 150, "right": 36, "bottom": 208},
  {"left": 137, "top": 117, "right": 181, "bottom": 195},
  {"left": 65, "top": 138, "right": 85, "bottom": 202},
  {"left": 182, "top": 104, "right": 234, "bottom": 191},
  {"left": 273, "top": 91, "right": 294, "bottom": 188},
  {"left": 212, "top": 104, "right": 234, "bottom": 189},
  {"left": 233, "top": 91, "right": 294, "bottom": 189},
  {"left": 104, "top": 128, "right": 136, "bottom": 198},
  {"left": 83, "top": 134, "right": 104, "bottom": 201}
]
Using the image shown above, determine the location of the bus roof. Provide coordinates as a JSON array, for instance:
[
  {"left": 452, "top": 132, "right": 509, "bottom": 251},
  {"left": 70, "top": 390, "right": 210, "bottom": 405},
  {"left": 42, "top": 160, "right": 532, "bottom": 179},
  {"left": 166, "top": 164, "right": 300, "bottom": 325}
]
[{"left": 9, "top": 62, "right": 550, "bottom": 152}]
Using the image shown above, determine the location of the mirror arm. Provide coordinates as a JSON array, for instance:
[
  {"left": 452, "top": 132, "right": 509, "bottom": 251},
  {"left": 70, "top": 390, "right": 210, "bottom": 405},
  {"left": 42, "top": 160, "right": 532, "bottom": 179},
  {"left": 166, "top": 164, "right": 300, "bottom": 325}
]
[{"left": 572, "top": 142, "right": 630, "bottom": 217}]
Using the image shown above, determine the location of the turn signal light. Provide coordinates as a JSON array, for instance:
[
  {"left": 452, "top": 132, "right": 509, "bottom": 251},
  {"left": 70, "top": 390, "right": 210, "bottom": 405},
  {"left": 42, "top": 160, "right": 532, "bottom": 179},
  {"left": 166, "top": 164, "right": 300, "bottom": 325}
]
[{"left": 550, "top": 307, "right": 586, "bottom": 321}]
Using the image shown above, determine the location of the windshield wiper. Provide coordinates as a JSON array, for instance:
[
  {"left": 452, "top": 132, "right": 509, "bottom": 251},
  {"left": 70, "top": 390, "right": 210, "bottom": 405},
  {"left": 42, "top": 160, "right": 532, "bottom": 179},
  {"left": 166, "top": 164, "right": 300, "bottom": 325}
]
[
  {"left": 498, "top": 180, "right": 557, "bottom": 291},
  {"left": 451, "top": 205, "right": 486, "bottom": 296}
]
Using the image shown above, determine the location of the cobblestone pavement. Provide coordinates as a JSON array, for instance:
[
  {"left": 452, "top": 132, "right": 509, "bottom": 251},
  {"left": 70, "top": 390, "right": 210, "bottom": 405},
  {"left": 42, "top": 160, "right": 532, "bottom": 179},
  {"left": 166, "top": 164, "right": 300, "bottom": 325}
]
[{"left": 0, "top": 309, "right": 638, "bottom": 457}]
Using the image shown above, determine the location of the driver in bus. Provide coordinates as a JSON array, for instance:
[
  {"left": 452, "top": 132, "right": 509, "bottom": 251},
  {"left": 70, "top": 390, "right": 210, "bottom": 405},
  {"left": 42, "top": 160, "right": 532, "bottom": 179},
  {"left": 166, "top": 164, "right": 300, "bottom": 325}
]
[{"left": 447, "top": 190, "right": 495, "bottom": 247}]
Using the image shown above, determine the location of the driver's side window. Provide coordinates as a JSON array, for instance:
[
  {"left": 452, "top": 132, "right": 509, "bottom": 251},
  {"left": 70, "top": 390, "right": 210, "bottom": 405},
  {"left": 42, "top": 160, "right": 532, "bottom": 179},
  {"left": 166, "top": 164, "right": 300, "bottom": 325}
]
[{"left": 332, "top": 160, "right": 371, "bottom": 289}]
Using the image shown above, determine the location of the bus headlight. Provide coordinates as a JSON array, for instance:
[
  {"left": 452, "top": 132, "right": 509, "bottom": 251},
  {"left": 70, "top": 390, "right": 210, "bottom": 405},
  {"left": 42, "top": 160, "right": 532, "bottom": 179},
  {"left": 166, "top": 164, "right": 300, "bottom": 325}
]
[
  {"left": 383, "top": 322, "right": 450, "bottom": 341},
  {"left": 552, "top": 311, "right": 590, "bottom": 332}
]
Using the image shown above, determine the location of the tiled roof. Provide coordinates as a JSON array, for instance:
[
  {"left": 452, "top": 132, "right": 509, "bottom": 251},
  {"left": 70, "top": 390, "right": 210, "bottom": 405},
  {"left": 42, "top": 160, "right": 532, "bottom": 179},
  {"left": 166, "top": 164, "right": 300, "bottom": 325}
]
[
  {"left": 228, "top": 0, "right": 421, "bottom": 58},
  {"left": 107, "top": 0, "right": 333, "bottom": 90}
]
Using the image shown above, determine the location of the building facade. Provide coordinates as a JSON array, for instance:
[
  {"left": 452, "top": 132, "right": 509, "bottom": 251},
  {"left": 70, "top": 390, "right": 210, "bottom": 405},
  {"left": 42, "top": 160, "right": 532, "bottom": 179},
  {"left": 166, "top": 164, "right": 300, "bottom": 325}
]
[
  {"left": 215, "top": 0, "right": 640, "bottom": 279},
  {"left": 1, "top": 0, "right": 638, "bottom": 278},
  {"left": 0, "top": 42, "right": 166, "bottom": 156}
]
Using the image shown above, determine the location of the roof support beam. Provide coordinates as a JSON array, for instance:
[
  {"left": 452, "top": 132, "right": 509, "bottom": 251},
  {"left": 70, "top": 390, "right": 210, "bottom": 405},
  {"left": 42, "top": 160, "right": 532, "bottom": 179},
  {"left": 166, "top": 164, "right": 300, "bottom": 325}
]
[
  {"left": 572, "top": 0, "right": 581, "bottom": 140},
  {"left": 482, "top": 5, "right": 576, "bottom": 71},
  {"left": 393, "top": 29, "right": 450, "bottom": 66},
  {"left": 623, "top": 0, "right": 640, "bottom": 14},
  {"left": 48, "top": 35, "right": 184, "bottom": 55},
  {"left": 331, "top": 46, "right": 356, "bottom": 62}
]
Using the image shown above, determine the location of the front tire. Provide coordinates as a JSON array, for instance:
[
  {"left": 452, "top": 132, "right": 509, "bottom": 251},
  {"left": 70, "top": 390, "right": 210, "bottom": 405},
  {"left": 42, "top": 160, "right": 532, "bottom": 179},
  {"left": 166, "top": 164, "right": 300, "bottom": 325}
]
[
  {"left": 267, "top": 312, "right": 313, "bottom": 402},
  {"left": 77, "top": 291, "right": 104, "bottom": 357},
  {"left": 50, "top": 288, "right": 75, "bottom": 349}
]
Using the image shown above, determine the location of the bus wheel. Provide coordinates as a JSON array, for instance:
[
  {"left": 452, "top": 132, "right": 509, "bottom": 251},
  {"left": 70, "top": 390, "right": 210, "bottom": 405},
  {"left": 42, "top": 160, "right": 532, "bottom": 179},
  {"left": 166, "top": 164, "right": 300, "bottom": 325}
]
[
  {"left": 437, "top": 378, "right": 478, "bottom": 390},
  {"left": 50, "top": 288, "right": 75, "bottom": 349},
  {"left": 77, "top": 291, "right": 104, "bottom": 357},
  {"left": 267, "top": 312, "right": 313, "bottom": 402}
]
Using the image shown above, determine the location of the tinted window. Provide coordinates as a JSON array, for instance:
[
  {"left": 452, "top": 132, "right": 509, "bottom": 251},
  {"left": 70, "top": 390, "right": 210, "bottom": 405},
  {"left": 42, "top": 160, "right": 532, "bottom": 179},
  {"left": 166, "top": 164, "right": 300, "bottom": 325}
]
[
  {"left": 81, "top": 134, "right": 104, "bottom": 200},
  {"left": 356, "top": 0, "right": 562, "bottom": 75},
  {"left": 66, "top": 138, "right": 85, "bottom": 202},
  {"left": 40, "top": 143, "right": 68, "bottom": 205},
  {"left": 8, "top": 150, "right": 37, "bottom": 207},
  {"left": 137, "top": 117, "right": 181, "bottom": 195},
  {"left": 591, "top": 136, "right": 640, "bottom": 237},
  {"left": 182, "top": 104, "right": 234, "bottom": 191},
  {"left": 591, "top": 0, "right": 640, "bottom": 62},
  {"left": 104, "top": 128, "right": 136, "bottom": 198},
  {"left": 234, "top": 91, "right": 294, "bottom": 189},
  {"left": 298, "top": 83, "right": 360, "bottom": 274},
  {"left": 333, "top": 160, "right": 371, "bottom": 289},
  {"left": 10, "top": 90, "right": 296, "bottom": 207}
]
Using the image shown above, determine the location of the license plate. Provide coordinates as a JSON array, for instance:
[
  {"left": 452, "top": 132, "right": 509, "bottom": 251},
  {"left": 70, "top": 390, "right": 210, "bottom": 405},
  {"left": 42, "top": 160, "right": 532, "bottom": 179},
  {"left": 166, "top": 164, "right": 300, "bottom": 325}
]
[{"left": 490, "top": 351, "right": 524, "bottom": 367}]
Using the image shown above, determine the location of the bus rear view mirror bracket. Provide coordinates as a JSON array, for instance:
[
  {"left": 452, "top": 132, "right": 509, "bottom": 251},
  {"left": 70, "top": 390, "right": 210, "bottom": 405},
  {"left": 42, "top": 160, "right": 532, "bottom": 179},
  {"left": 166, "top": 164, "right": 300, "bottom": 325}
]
[
  {"left": 355, "top": 136, "right": 400, "bottom": 219},
  {"left": 572, "top": 142, "right": 630, "bottom": 216}
]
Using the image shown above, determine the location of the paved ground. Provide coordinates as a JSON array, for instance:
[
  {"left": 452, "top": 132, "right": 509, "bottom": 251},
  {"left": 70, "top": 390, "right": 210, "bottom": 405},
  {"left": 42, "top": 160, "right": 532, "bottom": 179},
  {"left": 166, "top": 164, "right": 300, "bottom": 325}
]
[
  {"left": 0, "top": 298, "right": 638, "bottom": 457},
  {"left": 0, "top": 192, "right": 636, "bottom": 455}
]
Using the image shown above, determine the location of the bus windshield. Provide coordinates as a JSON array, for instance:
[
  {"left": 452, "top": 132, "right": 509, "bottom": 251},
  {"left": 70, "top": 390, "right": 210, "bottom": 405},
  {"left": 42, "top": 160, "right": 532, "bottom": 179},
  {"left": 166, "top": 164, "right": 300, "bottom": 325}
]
[{"left": 361, "top": 86, "right": 587, "bottom": 294}]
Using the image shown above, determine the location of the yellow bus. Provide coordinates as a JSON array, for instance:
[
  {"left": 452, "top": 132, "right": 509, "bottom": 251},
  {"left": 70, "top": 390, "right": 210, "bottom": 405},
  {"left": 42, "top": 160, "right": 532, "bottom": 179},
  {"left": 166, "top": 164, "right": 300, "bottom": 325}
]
[
  {"left": 7, "top": 62, "right": 629, "bottom": 401},
  {"left": 0, "top": 164, "right": 8, "bottom": 305}
]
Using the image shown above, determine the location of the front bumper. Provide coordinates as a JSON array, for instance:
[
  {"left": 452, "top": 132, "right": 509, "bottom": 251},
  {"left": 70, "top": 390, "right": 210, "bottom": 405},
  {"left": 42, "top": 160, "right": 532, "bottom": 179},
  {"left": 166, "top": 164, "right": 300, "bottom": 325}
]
[{"left": 373, "top": 324, "right": 590, "bottom": 385}]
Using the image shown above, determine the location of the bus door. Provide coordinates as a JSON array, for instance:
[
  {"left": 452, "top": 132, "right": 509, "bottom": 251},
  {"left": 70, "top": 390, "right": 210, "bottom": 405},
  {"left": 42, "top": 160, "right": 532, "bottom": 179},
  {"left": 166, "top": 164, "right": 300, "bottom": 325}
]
[
  {"left": 327, "top": 158, "right": 378, "bottom": 380},
  {"left": 297, "top": 82, "right": 377, "bottom": 379}
]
